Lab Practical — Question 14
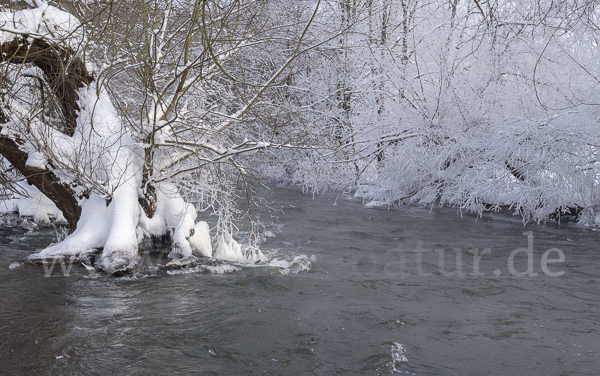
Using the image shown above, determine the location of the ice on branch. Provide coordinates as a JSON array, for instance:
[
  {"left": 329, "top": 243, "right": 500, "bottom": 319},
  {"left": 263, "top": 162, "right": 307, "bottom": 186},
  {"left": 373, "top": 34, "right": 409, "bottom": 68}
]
[{"left": 189, "top": 221, "right": 212, "bottom": 258}]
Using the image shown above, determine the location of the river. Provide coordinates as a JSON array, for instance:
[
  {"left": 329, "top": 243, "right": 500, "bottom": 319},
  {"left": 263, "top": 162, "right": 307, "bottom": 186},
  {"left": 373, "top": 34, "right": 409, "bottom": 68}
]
[{"left": 1, "top": 188, "right": 599, "bottom": 375}]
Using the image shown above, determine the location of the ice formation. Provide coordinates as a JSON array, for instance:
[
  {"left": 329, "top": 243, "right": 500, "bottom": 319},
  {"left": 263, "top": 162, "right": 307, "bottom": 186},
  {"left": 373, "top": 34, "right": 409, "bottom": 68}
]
[
  {"left": 214, "top": 237, "right": 244, "bottom": 262},
  {"left": 189, "top": 221, "right": 213, "bottom": 258}
]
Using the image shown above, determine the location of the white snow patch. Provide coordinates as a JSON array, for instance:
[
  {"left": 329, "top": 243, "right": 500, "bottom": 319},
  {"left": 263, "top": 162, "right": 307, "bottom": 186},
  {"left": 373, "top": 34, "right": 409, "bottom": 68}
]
[
  {"left": 189, "top": 221, "right": 212, "bottom": 257},
  {"left": 0, "top": 181, "right": 66, "bottom": 224},
  {"left": 0, "top": 4, "right": 85, "bottom": 49},
  {"left": 213, "top": 236, "right": 267, "bottom": 263},
  {"left": 37, "top": 195, "right": 112, "bottom": 256},
  {"left": 0, "top": 200, "right": 18, "bottom": 213},
  {"left": 25, "top": 80, "right": 149, "bottom": 273},
  {"left": 214, "top": 236, "right": 243, "bottom": 262},
  {"left": 25, "top": 151, "right": 47, "bottom": 170}
]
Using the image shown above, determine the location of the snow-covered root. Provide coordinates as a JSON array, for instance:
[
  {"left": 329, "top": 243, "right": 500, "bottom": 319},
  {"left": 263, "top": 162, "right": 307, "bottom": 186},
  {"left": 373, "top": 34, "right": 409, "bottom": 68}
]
[
  {"left": 24, "top": 183, "right": 180, "bottom": 273},
  {"left": 7, "top": 167, "right": 264, "bottom": 273},
  {"left": 27, "top": 187, "right": 142, "bottom": 274},
  {"left": 189, "top": 221, "right": 212, "bottom": 257},
  {"left": 24, "top": 181, "right": 265, "bottom": 274}
]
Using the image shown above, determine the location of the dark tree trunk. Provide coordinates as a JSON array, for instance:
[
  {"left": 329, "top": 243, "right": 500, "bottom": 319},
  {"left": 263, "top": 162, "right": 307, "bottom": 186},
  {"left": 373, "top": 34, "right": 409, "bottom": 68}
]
[
  {"left": 0, "top": 128, "right": 81, "bottom": 231},
  {"left": 0, "top": 37, "right": 93, "bottom": 136},
  {"left": 0, "top": 36, "right": 94, "bottom": 231}
]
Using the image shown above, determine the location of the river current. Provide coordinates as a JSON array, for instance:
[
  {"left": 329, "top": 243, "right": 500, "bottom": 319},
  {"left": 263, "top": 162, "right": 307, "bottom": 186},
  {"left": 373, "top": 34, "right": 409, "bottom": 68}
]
[{"left": 1, "top": 188, "right": 599, "bottom": 375}]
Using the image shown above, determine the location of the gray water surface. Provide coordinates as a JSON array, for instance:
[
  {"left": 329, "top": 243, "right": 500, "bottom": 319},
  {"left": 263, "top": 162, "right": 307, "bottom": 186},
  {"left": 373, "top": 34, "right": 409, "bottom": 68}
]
[{"left": 1, "top": 189, "right": 599, "bottom": 375}]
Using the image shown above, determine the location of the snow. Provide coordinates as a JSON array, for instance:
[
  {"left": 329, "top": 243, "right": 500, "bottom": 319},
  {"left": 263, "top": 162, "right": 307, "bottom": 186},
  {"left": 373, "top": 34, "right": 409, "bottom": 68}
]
[
  {"left": 212, "top": 236, "right": 267, "bottom": 263},
  {"left": 241, "top": 245, "right": 266, "bottom": 264},
  {"left": 189, "top": 221, "right": 212, "bottom": 257},
  {"left": 25, "top": 151, "right": 47, "bottom": 170},
  {"left": 21, "top": 66, "right": 43, "bottom": 77},
  {"left": 137, "top": 182, "right": 200, "bottom": 261},
  {"left": 0, "top": 181, "right": 66, "bottom": 224},
  {"left": 0, "top": 2, "right": 85, "bottom": 50},
  {"left": 214, "top": 236, "right": 244, "bottom": 262},
  {"left": 25, "top": 78, "right": 149, "bottom": 273},
  {"left": 39, "top": 195, "right": 111, "bottom": 256},
  {"left": 0, "top": 4, "right": 84, "bottom": 49},
  {"left": 99, "top": 179, "right": 141, "bottom": 271},
  {"left": 0, "top": 200, "right": 17, "bottom": 213}
]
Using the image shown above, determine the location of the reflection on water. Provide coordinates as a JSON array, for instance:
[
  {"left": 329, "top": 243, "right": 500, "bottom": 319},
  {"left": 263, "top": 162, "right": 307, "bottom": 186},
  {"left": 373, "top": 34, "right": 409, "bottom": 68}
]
[{"left": 1, "top": 189, "right": 599, "bottom": 375}]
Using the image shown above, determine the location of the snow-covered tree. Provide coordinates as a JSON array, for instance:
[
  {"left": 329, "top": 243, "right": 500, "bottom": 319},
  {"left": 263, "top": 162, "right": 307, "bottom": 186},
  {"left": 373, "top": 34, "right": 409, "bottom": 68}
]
[
  {"left": 282, "top": 0, "right": 600, "bottom": 225},
  {"left": 0, "top": 0, "right": 322, "bottom": 273}
]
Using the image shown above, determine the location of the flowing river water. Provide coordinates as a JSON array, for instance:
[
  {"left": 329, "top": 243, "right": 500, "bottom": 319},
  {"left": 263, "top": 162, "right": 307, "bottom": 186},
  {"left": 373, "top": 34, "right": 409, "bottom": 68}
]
[{"left": 1, "top": 188, "right": 599, "bottom": 375}]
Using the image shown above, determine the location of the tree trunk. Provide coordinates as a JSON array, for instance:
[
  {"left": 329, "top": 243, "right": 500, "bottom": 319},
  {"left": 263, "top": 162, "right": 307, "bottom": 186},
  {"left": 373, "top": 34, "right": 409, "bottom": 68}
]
[
  {"left": 0, "top": 38, "right": 93, "bottom": 135},
  {"left": 0, "top": 125, "right": 81, "bottom": 231},
  {"left": 0, "top": 36, "right": 93, "bottom": 230}
]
